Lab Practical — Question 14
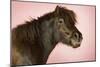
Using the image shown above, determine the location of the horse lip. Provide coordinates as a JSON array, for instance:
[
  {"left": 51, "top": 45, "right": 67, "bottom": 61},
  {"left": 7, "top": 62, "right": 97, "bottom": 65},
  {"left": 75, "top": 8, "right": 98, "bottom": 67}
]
[{"left": 72, "top": 44, "right": 80, "bottom": 48}]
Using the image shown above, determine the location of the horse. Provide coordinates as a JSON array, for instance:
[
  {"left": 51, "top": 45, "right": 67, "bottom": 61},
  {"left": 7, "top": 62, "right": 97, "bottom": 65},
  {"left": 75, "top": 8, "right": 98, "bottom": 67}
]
[{"left": 11, "top": 6, "right": 83, "bottom": 66}]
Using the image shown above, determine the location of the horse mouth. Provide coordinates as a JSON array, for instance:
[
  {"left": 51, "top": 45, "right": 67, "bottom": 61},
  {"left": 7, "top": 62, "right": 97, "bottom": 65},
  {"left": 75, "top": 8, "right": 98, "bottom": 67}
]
[
  {"left": 70, "top": 38, "right": 82, "bottom": 48},
  {"left": 61, "top": 36, "right": 82, "bottom": 48},
  {"left": 61, "top": 40, "right": 81, "bottom": 48},
  {"left": 72, "top": 44, "right": 80, "bottom": 48}
]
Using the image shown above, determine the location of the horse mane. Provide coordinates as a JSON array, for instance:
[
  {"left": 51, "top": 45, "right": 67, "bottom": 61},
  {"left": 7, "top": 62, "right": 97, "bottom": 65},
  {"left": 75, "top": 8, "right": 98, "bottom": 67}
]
[
  {"left": 56, "top": 6, "right": 77, "bottom": 25},
  {"left": 21, "top": 6, "right": 77, "bottom": 26}
]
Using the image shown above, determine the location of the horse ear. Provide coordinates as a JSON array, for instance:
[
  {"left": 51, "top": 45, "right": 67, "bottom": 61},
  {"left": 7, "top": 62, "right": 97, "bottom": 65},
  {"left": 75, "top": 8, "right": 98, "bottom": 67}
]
[{"left": 55, "top": 5, "right": 60, "bottom": 15}]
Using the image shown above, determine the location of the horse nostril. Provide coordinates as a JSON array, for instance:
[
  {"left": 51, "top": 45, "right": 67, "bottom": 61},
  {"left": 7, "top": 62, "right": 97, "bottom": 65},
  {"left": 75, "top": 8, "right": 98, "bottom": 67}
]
[
  {"left": 73, "top": 32, "right": 82, "bottom": 42},
  {"left": 74, "top": 33, "right": 77, "bottom": 38},
  {"left": 74, "top": 33, "right": 78, "bottom": 39}
]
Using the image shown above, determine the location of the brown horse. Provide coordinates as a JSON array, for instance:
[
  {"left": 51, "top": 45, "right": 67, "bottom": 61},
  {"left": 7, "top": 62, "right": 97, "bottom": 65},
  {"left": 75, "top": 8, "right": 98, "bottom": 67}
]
[{"left": 11, "top": 6, "right": 83, "bottom": 66}]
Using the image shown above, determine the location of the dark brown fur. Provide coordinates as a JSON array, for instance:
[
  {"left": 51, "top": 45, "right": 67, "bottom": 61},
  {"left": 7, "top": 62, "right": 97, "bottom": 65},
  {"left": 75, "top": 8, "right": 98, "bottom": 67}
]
[{"left": 11, "top": 6, "right": 83, "bottom": 66}]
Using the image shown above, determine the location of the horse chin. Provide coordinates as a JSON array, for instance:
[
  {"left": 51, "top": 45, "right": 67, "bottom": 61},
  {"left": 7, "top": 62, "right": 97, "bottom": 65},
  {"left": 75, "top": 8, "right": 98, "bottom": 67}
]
[
  {"left": 72, "top": 44, "right": 80, "bottom": 48},
  {"left": 61, "top": 39, "right": 81, "bottom": 48},
  {"left": 71, "top": 41, "right": 81, "bottom": 48}
]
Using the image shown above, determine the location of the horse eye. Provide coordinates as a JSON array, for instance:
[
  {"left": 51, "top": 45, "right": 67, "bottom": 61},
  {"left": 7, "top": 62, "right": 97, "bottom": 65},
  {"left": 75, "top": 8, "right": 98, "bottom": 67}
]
[
  {"left": 59, "top": 19, "right": 64, "bottom": 23},
  {"left": 59, "top": 20, "right": 63, "bottom": 23}
]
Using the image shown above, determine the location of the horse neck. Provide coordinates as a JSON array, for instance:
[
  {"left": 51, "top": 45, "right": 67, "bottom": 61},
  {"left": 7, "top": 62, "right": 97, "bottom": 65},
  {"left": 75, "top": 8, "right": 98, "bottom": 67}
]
[{"left": 40, "top": 19, "right": 58, "bottom": 63}]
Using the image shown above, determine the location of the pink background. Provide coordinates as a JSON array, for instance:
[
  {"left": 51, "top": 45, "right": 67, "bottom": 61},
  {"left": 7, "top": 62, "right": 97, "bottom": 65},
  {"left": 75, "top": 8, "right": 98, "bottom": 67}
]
[{"left": 11, "top": 1, "right": 96, "bottom": 64}]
